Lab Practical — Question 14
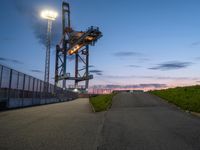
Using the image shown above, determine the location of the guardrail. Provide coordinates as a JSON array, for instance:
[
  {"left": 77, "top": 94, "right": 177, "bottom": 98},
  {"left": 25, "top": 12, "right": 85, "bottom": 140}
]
[{"left": 0, "top": 64, "right": 78, "bottom": 109}]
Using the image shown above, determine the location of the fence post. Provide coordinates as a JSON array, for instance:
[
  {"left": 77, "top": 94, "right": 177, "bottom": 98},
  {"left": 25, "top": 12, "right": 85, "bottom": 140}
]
[
  {"left": 28, "top": 76, "right": 30, "bottom": 90},
  {"left": 28, "top": 76, "right": 31, "bottom": 106},
  {"left": 22, "top": 74, "right": 26, "bottom": 107},
  {"left": 16, "top": 72, "right": 19, "bottom": 98},
  {"left": 32, "top": 78, "right": 35, "bottom": 105},
  {"left": 7, "top": 69, "right": 13, "bottom": 108},
  {"left": 39, "top": 80, "right": 42, "bottom": 104},
  {"left": 35, "top": 79, "right": 38, "bottom": 99},
  {"left": 44, "top": 82, "right": 46, "bottom": 104},
  {"left": 0, "top": 66, "right": 3, "bottom": 88}
]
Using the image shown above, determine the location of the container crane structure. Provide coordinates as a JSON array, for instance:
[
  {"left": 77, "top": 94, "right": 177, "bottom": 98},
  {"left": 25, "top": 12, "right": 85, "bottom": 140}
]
[{"left": 55, "top": 2, "right": 102, "bottom": 92}]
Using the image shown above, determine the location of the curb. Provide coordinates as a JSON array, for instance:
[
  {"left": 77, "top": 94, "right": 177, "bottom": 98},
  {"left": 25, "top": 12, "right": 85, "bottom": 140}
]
[
  {"left": 89, "top": 99, "right": 96, "bottom": 112},
  {"left": 190, "top": 112, "right": 200, "bottom": 117}
]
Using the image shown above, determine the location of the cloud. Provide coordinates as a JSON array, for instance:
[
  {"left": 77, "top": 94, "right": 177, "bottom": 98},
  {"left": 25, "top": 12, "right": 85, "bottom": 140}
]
[
  {"left": 33, "top": 21, "right": 61, "bottom": 47},
  {"left": 0, "top": 58, "right": 7, "bottom": 61},
  {"left": 14, "top": 0, "right": 61, "bottom": 47},
  {"left": 90, "top": 70, "right": 103, "bottom": 75},
  {"left": 194, "top": 57, "right": 200, "bottom": 60},
  {"left": 127, "top": 65, "right": 141, "bottom": 68},
  {"left": 149, "top": 61, "right": 192, "bottom": 71},
  {"left": 92, "top": 84, "right": 167, "bottom": 89},
  {"left": 102, "top": 75, "right": 199, "bottom": 81},
  {"left": 113, "top": 51, "right": 143, "bottom": 57},
  {"left": 89, "top": 65, "right": 95, "bottom": 68},
  {"left": 137, "top": 58, "right": 150, "bottom": 62},
  {"left": 0, "top": 37, "right": 15, "bottom": 42},
  {"left": 0, "top": 57, "right": 23, "bottom": 65},
  {"left": 191, "top": 41, "right": 200, "bottom": 46},
  {"left": 11, "top": 60, "right": 23, "bottom": 64},
  {"left": 113, "top": 51, "right": 150, "bottom": 62},
  {"left": 30, "top": 70, "right": 43, "bottom": 73}
]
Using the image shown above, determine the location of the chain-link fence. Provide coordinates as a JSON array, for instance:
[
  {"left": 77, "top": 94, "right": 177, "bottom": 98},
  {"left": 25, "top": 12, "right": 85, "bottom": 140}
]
[{"left": 0, "top": 64, "right": 78, "bottom": 109}]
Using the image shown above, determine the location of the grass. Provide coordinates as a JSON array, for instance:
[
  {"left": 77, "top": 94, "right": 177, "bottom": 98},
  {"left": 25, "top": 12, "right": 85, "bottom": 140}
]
[
  {"left": 89, "top": 94, "right": 115, "bottom": 112},
  {"left": 150, "top": 85, "right": 200, "bottom": 113}
]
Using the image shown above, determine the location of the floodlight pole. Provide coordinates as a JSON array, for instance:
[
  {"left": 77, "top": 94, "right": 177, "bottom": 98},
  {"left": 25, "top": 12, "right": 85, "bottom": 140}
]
[
  {"left": 41, "top": 10, "right": 57, "bottom": 92},
  {"left": 44, "top": 20, "right": 52, "bottom": 92}
]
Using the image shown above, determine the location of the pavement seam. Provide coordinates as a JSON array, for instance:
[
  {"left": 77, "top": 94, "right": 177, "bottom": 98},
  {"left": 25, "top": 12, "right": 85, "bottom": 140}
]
[{"left": 93, "top": 111, "right": 107, "bottom": 150}]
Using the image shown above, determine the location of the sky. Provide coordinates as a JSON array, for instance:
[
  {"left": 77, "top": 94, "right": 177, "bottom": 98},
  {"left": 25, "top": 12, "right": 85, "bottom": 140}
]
[{"left": 1, "top": 0, "right": 200, "bottom": 90}]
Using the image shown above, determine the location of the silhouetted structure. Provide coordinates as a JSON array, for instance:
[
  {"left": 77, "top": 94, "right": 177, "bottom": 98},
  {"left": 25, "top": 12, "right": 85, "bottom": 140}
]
[{"left": 55, "top": 2, "right": 102, "bottom": 91}]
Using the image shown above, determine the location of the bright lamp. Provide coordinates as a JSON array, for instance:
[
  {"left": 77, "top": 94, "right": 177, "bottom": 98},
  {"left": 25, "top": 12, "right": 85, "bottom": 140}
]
[{"left": 41, "top": 10, "right": 58, "bottom": 20}]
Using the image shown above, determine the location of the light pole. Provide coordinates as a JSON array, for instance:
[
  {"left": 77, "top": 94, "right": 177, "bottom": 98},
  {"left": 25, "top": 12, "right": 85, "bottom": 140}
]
[{"left": 41, "top": 10, "right": 58, "bottom": 92}]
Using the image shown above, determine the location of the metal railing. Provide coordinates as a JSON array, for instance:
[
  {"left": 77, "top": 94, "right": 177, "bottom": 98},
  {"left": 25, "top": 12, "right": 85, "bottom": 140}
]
[{"left": 0, "top": 64, "right": 78, "bottom": 109}]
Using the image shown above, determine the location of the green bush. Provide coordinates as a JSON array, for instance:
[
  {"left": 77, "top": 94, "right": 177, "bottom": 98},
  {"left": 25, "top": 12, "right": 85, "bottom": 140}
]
[
  {"left": 150, "top": 85, "right": 200, "bottom": 113},
  {"left": 89, "top": 94, "right": 115, "bottom": 112}
]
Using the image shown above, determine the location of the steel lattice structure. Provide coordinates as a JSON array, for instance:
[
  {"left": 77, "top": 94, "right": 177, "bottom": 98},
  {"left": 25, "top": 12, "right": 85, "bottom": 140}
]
[
  {"left": 55, "top": 2, "right": 102, "bottom": 91},
  {"left": 44, "top": 19, "right": 52, "bottom": 92}
]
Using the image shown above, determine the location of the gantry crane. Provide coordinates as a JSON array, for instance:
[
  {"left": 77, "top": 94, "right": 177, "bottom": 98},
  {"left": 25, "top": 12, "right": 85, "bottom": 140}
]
[{"left": 55, "top": 2, "right": 102, "bottom": 91}]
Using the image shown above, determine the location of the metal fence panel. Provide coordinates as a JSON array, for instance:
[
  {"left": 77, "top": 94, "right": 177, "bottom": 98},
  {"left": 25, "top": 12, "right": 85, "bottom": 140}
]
[
  {"left": 24, "top": 75, "right": 29, "bottom": 91},
  {"left": 37, "top": 80, "right": 41, "bottom": 92},
  {"left": 29, "top": 77, "right": 33, "bottom": 91},
  {"left": 34, "top": 79, "right": 37, "bottom": 92},
  {"left": 11, "top": 70, "right": 18, "bottom": 89},
  {"left": 0, "top": 64, "right": 78, "bottom": 108},
  {"left": 18, "top": 73, "right": 24, "bottom": 90},
  {"left": 1, "top": 67, "right": 10, "bottom": 88}
]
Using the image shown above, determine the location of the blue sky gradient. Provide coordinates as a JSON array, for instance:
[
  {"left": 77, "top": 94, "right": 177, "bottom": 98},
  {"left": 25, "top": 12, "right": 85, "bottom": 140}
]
[{"left": 1, "top": 0, "right": 200, "bottom": 89}]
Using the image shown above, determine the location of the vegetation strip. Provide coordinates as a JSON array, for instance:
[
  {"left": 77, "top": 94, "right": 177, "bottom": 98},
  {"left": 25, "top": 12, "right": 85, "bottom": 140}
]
[
  {"left": 150, "top": 85, "right": 200, "bottom": 113},
  {"left": 89, "top": 94, "right": 115, "bottom": 112}
]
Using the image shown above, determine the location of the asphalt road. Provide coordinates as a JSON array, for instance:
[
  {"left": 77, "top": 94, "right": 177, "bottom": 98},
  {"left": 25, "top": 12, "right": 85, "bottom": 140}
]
[
  {"left": 0, "top": 98, "right": 105, "bottom": 150},
  {"left": 98, "top": 92, "right": 200, "bottom": 150},
  {"left": 0, "top": 93, "right": 200, "bottom": 150}
]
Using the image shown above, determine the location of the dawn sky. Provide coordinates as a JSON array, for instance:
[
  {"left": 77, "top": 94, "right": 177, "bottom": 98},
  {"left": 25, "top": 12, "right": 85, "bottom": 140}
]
[{"left": 1, "top": 0, "right": 200, "bottom": 89}]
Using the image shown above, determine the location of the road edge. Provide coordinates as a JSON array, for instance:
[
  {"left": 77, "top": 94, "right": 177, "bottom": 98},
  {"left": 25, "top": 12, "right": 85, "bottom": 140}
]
[
  {"left": 89, "top": 99, "right": 96, "bottom": 112},
  {"left": 148, "top": 93, "right": 200, "bottom": 118}
]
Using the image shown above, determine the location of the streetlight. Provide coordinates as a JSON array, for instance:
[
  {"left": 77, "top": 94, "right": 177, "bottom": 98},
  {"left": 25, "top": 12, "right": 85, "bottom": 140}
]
[{"left": 41, "top": 10, "right": 58, "bottom": 92}]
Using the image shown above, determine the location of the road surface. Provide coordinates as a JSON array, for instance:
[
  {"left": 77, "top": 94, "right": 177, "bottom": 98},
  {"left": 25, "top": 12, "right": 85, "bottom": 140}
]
[
  {"left": 0, "top": 93, "right": 200, "bottom": 150},
  {"left": 0, "top": 98, "right": 105, "bottom": 150},
  {"left": 98, "top": 92, "right": 200, "bottom": 150}
]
